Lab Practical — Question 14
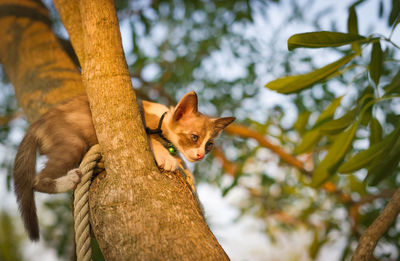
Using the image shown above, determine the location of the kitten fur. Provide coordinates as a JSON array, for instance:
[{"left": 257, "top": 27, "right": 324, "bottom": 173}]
[{"left": 13, "top": 91, "right": 235, "bottom": 241}]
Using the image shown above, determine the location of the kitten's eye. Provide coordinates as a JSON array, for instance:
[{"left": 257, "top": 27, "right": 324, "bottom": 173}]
[
  {"left": 205, "top": 142, "right": 214, "bottom": 153},
  {"left": 191, "top": 134, "right": 198, "bottom": 142}
]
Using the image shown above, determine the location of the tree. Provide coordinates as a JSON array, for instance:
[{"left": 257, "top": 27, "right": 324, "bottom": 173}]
[
  {"left": 1, "top": 0, "right": 399, "bottom": 260},
  {"left": 265, "top": 0, "right": 400, "bottom": 259},
  {"left": 0, "top": 0, "right": 228, "bottom": 259}
]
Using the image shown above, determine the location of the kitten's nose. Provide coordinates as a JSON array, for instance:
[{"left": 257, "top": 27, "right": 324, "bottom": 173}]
[{"left": 197, "top": 153, "right": 204, "bottom": 160}]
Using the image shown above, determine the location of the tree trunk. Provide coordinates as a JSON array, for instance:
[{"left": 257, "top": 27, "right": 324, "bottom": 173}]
[{"left": 0, "top": 0, "right": 229, "bottom": 259}]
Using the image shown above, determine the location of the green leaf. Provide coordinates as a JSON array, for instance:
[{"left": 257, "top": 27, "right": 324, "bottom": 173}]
[
  {"left": 369, "top": 117, "right": 382, "bottom": 144},
  {"left": 348, "top": 175, "right": 366, "bottom": 196},
  {"left": 358, "top": 86, "right": 375, "bottom": 125},
  {"left": 389, "top": 0, "right": 400, "bottom": 26},
  {"left": 295, "top": 129, "right": 321, "bottom": 155},
  {"left": 295, "top": 97, "right": 343, "bottom": 154},
  {"left": 288, "top": 31, "right": 366, "bottom": 50},
  {"left": 265, "top": 53, "right": 357, "bottom": 94},
  {"left": 348, "top": 7, "right": 361, "bottom": 53},
  {"left": 369, "top": 41, "right": 383, "bottom": 86},
  {"left": 311, "top": 124, "right": 358, "bottom": 187},
  {"left": 379, "top": 0, "right": 384, "bottom": 18},
  {"left": 338, "top": 137, "right": 388, "bottom": 173},
  {"left": 319, "top": 108, "right": 357, "bottom": 135},
  {"left": 367, "top": 135, "right": 400, "bottom": 185},
  {"left": 384, "top": 68, "right": 400, "bottom": 95},
  {"left": 309, "top": 229, "right": 323, "bottom": 259},
  {"left": 364, "top": 126, "right": 400, "bottom": 184},
  {"left": 347, "top": 7, "right": 358, "bottom": 34},
  {"left": 294, "top": 110, "right": 311, "bottom": 134},
  {"left": 316, "top": 97, "right": 343, "bottom": 125}
]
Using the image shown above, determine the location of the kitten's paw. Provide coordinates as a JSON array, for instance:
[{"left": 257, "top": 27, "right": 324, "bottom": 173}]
[
  {"left": 155, "top": 153, "right": 179, "bottom": 172},
  {"left": 55, "top": 169, "right": 82, "bottom": 193}
]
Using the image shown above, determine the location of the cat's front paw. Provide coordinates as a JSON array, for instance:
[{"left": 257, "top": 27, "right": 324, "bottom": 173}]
[
  {"left": 155, "top": 153, "right": 179, "bottom": 172},
  {"left": 55, "top": 169, "right": 82, "bottom": 193}
]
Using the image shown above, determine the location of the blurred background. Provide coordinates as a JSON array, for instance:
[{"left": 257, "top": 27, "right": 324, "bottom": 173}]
[{"left": 0, "top": 0, "right": 399, "bottom": 260}]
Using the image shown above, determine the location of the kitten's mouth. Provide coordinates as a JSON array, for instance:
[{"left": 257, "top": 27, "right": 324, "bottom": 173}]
[{"left": 183, "top": 155, "right": 201, "bottom": 162}]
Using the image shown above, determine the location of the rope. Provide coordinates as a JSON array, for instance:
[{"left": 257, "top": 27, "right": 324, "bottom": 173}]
[
  {"left": 72, "top": 144, "right": 197, "bottom": 261},
  {"left": 74, "top": 144, "right": 102, "bottom": 261}
]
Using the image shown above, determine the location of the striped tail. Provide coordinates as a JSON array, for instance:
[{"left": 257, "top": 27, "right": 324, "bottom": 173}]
[{"left": 13, "top": 130, "right": 39, "bottom": 241}]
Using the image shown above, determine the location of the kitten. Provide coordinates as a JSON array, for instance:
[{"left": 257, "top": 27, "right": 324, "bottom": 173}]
[{"left": 13, "top": 91, "right": 235, "bottom": 241}]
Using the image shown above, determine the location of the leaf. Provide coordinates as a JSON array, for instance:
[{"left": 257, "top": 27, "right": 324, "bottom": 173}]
[
  {"left": 364, "top": 126, "right": 400, "bottom": 184},
  {"left": 288, "top": 31, "right": 366, "bottom": 50},
  {"left": 367, "top": 135, "right": 400, "bottom": 185},
  {"left": 319, "top": 108, "right": 357, "bottom": 135},
  {"left": 348, "top": 175, "right": 366, "bottom": 196},
  {"left": 265, "top": 53, "right": 357, "bottom": 94},
  {"left": 358, "top": 86, "right": 375, "bottom": 125},
  {"left": 384, "top": 68, "right": 400, "bottom": 95},
  {"left": 369, "top": 41, "right": 383, "bottom": 86},
  {"left": 338, "top": 138, "right": 388, "bottom": 173},
  {"left": 379, "top": 0, "right": 384, "bottom": 18},
  {"left": 369, "top": 117, "right": 382, "bottom": 144},
  {"left": 294, "top": 110, "right": 311, "bottom": 134},
  {"left": 389, "top": 0, "right": 400, "bottom": 26},
  {"left": 295, "top": 97, "right": 343, "bottom": 154},
  {"left": 309, "top": 229, "right": 321, "bottom": 259},
  {"left": 348, "top": 7, "right": 361, "bottom": 53},
  {"left": 311, "top": 124, "right": 358, "bottom": 187},
  {"left": 350, "top": 0, "right": 365, "bottom": 9},
  {"left": 316, "top": 97, "right": 343, "bottom": 125},
  {"left": 295, "top": 129, "right": 321, "bottom": 155}
]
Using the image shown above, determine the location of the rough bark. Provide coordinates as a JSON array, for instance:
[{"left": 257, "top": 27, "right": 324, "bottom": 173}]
[
  {"left": 53, "top": 0, "right": 84, "bottom": 66},
  {"left": 352, "top": 187, "right": 400, "bottom": 261},
  {"left": 78, "top": 0, "right": 228, "bottom": 259},
  {"left": 0, "top": 0, "right": 83, "bottom": 122},
  {"left": 0, "top": 0, "right": 229, "bottom": 259}
]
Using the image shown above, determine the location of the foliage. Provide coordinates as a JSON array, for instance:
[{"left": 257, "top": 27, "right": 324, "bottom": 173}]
[
  {"left": 0, "top": 0, "right": 399, "bottom": 260},
  {"left": 265, "top": 0, "right": 400, "bottom": 259},
  {"left": 266, "top": 1, "right": 400, "bottom": 187},
  {"left": 0, "top": 212, "right": 22, "bottom": 261}
]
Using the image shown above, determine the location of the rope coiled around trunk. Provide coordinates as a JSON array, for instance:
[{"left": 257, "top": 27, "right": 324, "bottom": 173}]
[{"left": 74, "top": 144, "right": 102, "bottom": 261}]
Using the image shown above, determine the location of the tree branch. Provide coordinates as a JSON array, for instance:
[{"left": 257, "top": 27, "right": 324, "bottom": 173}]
[
  {"left": 213, "top": 146, "right": 238, "bottom": 177},
  {"left": 352, "top": 187, "right": 400, "bottom": 261},
  {"left": 78, "top": 0, "right": 228, "bottom": 259},
  {"left": 225, "top": 124, "right": 311, "bottom": 175},
  {"left": 53, "top": 0, "right": 84, "bottom": 66},
  {"left": 0, "top": 111, "right": 22, "bottom": 125}
]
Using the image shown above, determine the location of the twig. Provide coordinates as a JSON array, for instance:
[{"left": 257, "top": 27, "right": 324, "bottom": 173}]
[
  {"left": 348, "top": 189, "right": 397, "bottom": 245},
  {"left": 225, "top": 124, "right": 311, "bottom": 175},
  {"left": 213, "top": 146, "right": 238, "bottom": 177},
  {"left": 352, "top": 187, "right": 400, "bottom": 261},
  {"left": 356, "top": 190, "right": 396, "bottom": 205},
  {"left": 0, "top": 111, "right": 23, "bottom": 125}
]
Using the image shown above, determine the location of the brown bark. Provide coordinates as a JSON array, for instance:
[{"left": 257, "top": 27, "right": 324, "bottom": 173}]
[
  {"left": 78, "top": 0, "right": 228, "bottom": 259},
  {"left": 352, "top": 187, "right": 400, "bottom": 261},
  {"left": 0, "top": 0, "right": 228, "bottom": 259},
  {"left": 53, "top": 0, "right": 84, "bottom": 66},
  {"left": 0, "top": 0, "right": 83, "bottom": 122}
]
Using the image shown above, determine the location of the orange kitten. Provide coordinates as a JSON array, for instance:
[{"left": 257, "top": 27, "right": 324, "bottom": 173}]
[{"left": 13, "top": 91, "right": 235, "bottom": 241}]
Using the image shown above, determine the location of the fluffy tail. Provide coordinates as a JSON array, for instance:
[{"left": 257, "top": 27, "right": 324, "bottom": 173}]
[{"left": 13, "top": 129, "right": 39, "bottom": 241}]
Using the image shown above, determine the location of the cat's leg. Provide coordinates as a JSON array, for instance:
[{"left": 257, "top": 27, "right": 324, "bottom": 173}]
[
  {"left": 150, "top": 137, "right": 179, "bottom": 171},
  {"left": 34, "top": 140, "right": 87, "bottom": 193}
]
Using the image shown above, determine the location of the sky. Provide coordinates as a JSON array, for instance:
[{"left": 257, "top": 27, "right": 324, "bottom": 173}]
[{"left": 0, "top": 0, "right": 399, "bottom": 260}]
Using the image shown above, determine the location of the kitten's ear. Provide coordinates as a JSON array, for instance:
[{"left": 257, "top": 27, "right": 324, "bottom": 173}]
[
  {"left": 213, "top": 117, "right": 236, "bottom": 137},
  {"left": 173, "top": 91, "right": 198, "bottom": 121}
]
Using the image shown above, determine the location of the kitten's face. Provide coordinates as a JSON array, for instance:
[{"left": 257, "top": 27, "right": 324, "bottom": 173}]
[{"left": 166, "top": 92, "right": 235, "bottom": 162}]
